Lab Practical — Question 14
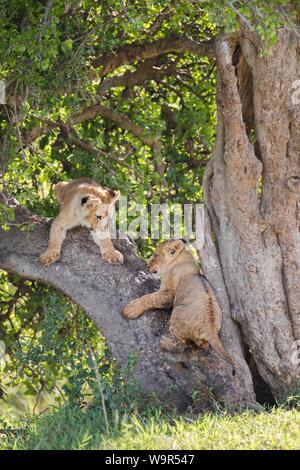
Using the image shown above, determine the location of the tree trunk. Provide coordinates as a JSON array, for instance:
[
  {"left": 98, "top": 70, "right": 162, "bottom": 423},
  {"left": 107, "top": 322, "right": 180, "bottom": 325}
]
[
  {"left": 0, "top": 196, "right": 257, "bottom": 411},
  {"left": 204, "top": 30, "right": 300, "bottom": 400}
]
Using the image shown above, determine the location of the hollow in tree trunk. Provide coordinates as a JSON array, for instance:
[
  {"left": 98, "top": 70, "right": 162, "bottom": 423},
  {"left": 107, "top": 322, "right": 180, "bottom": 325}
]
[{"left": 204, "top": 30, "right": 300, "bottom": 400}]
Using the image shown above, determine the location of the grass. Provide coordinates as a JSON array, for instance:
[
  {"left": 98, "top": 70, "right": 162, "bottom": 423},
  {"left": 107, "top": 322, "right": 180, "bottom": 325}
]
[{"left": 1, "top": 403, "right": 299, "bottom": 450}]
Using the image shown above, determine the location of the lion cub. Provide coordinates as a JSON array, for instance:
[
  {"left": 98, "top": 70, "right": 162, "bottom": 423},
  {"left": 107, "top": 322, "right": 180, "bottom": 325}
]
[
  {"left": 39, "top": 177, "right": 123, "bottom": 266},
  {"left": 123, "top": 239, "right": 234, "bottom": 366}
]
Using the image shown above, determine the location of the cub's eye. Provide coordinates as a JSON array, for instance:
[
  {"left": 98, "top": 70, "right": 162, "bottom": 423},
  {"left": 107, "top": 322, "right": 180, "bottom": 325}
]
[
  {"left": 97, "top": 215, "right": 102, "bottom": 220},
  {"left": 170, "top": 249, "right": 176, "bottom": 255},
  {"left": 81, "top": 196, "right": 89, "bottom": 205}
]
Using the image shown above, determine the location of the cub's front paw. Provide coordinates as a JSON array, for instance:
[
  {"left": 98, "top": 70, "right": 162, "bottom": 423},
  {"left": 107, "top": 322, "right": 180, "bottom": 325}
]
[
  {"left": 102, "top": 249, "right": 124, "bottom": 265},
  {"left": 39, "top": 250, "right": 60, "bottom": 266},
  {"left": 122, "top": 300, "right": 142, "bottom": 319}
]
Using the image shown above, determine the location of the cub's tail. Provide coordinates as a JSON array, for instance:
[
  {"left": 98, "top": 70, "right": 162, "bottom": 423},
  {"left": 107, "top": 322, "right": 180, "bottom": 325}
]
[
  {"left": 53, "top": 182, "right": 68, "bottom": 203},
  {"left": 209, "top": 334, "right": 236, "bottom": 376}
]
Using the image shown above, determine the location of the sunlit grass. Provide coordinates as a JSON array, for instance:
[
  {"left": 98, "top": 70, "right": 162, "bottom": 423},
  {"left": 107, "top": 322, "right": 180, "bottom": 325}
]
[{"left": 1, "top": 404, "right": 299, "bottom": 450}]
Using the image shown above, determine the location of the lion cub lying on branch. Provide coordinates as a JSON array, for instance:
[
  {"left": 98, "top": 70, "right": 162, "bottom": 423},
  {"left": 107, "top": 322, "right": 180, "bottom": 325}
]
[
  {"left": 39, "top": 177, "right": 123, "bottom": 266},
  {"left": 123, "top": 239, "right": 234, "bottom": 367}
]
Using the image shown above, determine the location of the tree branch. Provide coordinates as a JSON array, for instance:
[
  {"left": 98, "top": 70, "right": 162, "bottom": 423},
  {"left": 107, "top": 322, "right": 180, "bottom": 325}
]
[
  {"left": 92, "top": 36, "right": 214, "bottom": 75},
  {"left": 67, "top": 135, "right": 143, "bottom": 179},
  {"left": 74, "top": 104, "right": 166, "bottom": 176},
  {"left": 0, "top": 197, "right": 258, "bottom": 410},
  {"left": 25, "top": 105, "right": 166, "bottom": 176},
  {"left": 97, "top": 57, "right": 177, "bottom": 97}
]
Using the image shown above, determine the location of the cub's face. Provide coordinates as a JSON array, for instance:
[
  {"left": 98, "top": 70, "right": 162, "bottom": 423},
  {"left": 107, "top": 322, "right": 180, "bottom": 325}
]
[
  {"left": 79, "top": 189, "right": 119, "bottom": 232},
  {"left": 148, "top": 239, "right": 185, "bottom": 278}
]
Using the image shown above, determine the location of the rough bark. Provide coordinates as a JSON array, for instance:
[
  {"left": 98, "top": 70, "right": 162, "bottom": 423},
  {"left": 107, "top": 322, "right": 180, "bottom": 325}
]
[
  {"left": 0, "top": 196, "right": 257, "bottom": 411},
  {"left": 204, "top": 30, "right": 300, "bottom": 399}
]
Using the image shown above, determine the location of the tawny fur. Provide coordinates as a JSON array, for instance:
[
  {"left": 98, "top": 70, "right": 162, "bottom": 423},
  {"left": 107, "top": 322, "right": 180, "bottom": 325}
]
[
  {"left": 39, "top": 177, "right": 123, "bottom": 266},
  {"left": 123, "top": 239, "right": 234, "bottom": 367}
]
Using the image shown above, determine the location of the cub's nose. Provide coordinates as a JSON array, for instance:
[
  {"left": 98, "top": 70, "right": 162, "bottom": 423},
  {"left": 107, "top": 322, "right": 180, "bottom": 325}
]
[
  {"left": 148, "top": 266, "right": 157, "bottom": 274},
  {"left": 90, "top": 222, "right": 98, "bottom": 232}
]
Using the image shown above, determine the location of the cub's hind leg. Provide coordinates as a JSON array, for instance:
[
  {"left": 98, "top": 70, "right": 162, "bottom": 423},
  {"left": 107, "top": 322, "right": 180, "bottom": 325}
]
[
  {"left": 194, "top": 339, "right": 209, "bottom": 351},
  {"left": 160, "top": 334, "right": 185, "bottom": 353},
  {"left": 39, "top": 218, "right": 66, "bottom": 266}
]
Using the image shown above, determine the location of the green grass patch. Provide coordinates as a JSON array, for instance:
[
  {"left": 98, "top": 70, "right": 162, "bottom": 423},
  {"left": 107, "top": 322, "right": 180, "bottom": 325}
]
[{"left": 1, "top": 404, "right": 299, "bottom": 450}]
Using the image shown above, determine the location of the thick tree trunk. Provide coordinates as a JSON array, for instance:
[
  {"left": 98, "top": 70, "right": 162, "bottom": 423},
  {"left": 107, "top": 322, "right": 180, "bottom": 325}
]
[
  {"left": 204, "top": 30, "right": 300, "bottom": 399},
  {"left": 0, "top": 197, "right": 257, "bottom": 411}
]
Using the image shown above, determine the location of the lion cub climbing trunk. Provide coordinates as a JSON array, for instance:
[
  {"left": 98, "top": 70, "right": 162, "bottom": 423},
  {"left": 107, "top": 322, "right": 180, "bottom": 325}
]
[
  {"left": 123, "top": 239, "right": 234, "bottom": 368},
  {"left": 39, "top": 178, "right": 123, "bottom": 266}
]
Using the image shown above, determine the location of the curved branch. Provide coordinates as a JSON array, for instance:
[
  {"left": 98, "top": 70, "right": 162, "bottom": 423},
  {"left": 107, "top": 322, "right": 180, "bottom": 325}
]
[
  {"left": 74, "top": 104, "right": 165, "bottom": 174},
  {"left": 97, "top": 57, "right": 177, "bottom": 97},
  {"left": 92, "top": 36, "right": 214, "bottom": 75},
  {"left": 0, "top": 197, "right": 258, "bottom": 410},
  {"left": 25, "top": 105, "right": 165, "bottom": 176}
]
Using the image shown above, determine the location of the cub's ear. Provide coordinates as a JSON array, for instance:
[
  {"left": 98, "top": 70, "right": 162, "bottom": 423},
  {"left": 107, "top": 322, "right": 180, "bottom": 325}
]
[
  {"left": 53, "top": 181, "right": 69, "bottom": 203},
  {"left": 81, "top": 196, "right": 89, "bottom": 205},
  {"left": 107, "top": 189, "right": 120, "bottom": 203},
  {"left": 169, "top": 239, "right": 184, "bottom": 255}
]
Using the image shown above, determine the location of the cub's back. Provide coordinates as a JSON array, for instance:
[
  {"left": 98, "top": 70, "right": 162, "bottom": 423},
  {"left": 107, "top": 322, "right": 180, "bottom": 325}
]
[
  {"left": 174, "top": 273, "right": 208, "bottom": 307},
  {"left": 174, "top": 273, "right": 222, "bottom": 330}
]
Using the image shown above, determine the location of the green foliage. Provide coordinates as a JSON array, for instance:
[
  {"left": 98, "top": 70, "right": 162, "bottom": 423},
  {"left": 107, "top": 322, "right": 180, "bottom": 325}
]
[
  {"left": 204, "top": 0, "right": 294, "bottom": 47},
  {"left": 0, "top": 274, "right": 140, "bottom": 410},
  {"left": 0, "top": 200, "right": 15, "bottom": 230}
]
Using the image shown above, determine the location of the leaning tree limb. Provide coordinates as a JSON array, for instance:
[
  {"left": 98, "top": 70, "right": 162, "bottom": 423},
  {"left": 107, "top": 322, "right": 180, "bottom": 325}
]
[
  {"left": 0, "top": 195, "right": 258, "bottom": 411},
  {"left": 92, "top": 36, "right": 214, "bottom": 74}
]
